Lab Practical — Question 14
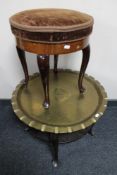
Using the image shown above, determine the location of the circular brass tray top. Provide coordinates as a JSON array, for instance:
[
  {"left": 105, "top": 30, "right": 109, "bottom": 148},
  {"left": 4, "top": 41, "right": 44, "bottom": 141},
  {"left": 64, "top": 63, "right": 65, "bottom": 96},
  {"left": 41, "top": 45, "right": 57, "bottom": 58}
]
[{"left": 12, "top": 70, "right": 107, "bottom": 134}]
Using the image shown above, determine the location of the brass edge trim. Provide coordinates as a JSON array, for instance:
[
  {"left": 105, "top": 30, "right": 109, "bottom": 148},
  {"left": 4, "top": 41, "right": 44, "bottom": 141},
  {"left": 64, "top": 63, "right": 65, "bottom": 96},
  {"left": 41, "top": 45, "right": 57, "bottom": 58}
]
[
  {"left": 11, "top": 70, "right": 108, "bottom": 133},
  {"left": 11, "top": 102, "right": 16, "bottom": 105},
  {"left": 14, "top": 109, "right": 20, "bottom": 113},
  {"left": 29, "top": 121, "right": 35, "bottom": 127},
  {"left": 81, "top": 124, "right": 86, "bottom": 129},
  {"left": 55, "top": 127, "right": 59, "bottom": 134},
  {"left": 41, "top": 124, "right": 46, "bottom": 132},
  {"left": 67, "top": 127, "right": 72, "bottom": 133},
  {"left": 20, "top": 116, "right": 26, "bottom": 121},
  {"left": 95, "top": 113, "right": 100, "bottom": 118},
  {"left": 91, "top": 118, "right": 97, "bottom": 123}
]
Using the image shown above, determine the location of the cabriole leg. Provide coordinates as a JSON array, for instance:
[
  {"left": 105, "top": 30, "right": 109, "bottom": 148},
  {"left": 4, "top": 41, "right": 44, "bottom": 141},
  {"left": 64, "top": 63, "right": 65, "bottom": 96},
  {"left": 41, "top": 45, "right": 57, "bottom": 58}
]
[
  {"left": 54, "top": 54, "right": 58, "bottom": 74},
  {"left": 78, "top": 45, "right": 90, "bottom": 93},
  {"left": 16, "top": 46, "right": 29, "bottom": 85},
  {"left": 37, "top": 55, "right": 50, "bottom": 109},
  {"left": 49, "top": 134, "right": 59, "bottom": 167}
]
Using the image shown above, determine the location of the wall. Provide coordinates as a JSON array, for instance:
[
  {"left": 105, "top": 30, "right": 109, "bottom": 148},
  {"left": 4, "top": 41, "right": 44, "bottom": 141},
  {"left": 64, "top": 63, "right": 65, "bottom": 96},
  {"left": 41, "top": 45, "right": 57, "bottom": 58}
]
[{"left": 0, "top": 0, "right": 117, "bottom": 99}]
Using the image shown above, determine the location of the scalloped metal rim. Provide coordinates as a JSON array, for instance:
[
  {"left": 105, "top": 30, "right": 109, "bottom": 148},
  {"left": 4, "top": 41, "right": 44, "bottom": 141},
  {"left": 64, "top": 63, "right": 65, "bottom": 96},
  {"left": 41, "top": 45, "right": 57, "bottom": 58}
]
[{"left": 11, "top": 70, "right": 108, "bottom": 134}]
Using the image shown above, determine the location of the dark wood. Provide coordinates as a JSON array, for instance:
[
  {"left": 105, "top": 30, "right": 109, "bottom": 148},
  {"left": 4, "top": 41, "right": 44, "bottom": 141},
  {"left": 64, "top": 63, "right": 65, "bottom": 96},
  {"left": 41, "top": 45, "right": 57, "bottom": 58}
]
[
  {"left": 78, "top": 45, "right": 90, "bottom": 93},
  {"left": 88, "top": 124, "right": 95, "bottom": 136},
  {"left": 16, "top": 46, "right": 29, "bottom": 85},
  {"left": 54, "top": 55, "right": 58, "bottom": 74},
  {"left": 37, "top": 55, "right": 50, "bottom": 108},
  {"left": 49, "top": 134, "right": 59, "bottom": 167}
]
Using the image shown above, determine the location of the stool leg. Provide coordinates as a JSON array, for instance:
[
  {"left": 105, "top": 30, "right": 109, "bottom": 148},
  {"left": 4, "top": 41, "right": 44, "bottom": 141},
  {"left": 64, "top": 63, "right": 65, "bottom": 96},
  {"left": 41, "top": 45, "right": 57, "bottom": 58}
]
[
  {"left": 78, "top": 45, "right": 90, "bottom": 93},
  {"left": 54, "top": 54, "right": 58, "bottom": 74},
  {"left": 49, "top": 134, "right": 59, "bottom": 167},
  {"left": 16, "top": 46, "right": 29, "bottom": 85},
  {"left": 37, "top": 55, "right": 50, "bottom": 109}
]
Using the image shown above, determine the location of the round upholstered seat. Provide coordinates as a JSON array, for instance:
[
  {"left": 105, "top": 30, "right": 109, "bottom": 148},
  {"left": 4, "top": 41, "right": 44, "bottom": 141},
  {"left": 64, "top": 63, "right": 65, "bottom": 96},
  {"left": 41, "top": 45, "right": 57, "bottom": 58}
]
[{"left": 10, "top": 8, "right": 94, "bottom": 43}]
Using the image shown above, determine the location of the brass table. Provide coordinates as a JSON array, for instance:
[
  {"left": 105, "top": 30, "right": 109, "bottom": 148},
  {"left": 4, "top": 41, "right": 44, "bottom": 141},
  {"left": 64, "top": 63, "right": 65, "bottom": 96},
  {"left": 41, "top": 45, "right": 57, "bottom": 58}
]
[{"left": 10, "top": 9, "right": 107, "bottom": 167}]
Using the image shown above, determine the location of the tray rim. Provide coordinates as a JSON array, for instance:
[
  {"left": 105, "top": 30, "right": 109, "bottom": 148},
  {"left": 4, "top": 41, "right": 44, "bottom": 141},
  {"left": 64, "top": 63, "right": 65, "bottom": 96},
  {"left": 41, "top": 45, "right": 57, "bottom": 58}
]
[{"left": 11, "top": 69, "right": 108, "bottom": 134}]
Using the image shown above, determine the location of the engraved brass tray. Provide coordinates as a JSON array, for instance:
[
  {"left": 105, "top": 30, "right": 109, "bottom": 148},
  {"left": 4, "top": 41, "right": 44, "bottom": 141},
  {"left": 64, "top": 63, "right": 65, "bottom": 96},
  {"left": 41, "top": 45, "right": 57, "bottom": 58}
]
[{"left": 12, "top": 70, "right": 107, "bottom": 134}]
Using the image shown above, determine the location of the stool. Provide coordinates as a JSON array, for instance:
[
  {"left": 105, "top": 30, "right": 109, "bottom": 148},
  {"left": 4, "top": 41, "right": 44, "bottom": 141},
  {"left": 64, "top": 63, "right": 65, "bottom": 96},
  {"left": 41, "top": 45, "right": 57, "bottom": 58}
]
[
  {"left": 10, "top": 9, "right": 107, "bottom": 167},
  {"left": 10, "top": 8, "right": 93, "bottom": 108}
]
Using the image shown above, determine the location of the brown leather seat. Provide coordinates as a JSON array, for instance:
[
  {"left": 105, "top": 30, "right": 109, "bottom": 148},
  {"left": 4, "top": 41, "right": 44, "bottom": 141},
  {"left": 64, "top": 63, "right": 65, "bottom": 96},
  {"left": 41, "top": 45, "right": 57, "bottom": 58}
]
[{"left": 10, "top": 8, "right": 94, "bottom": 43}]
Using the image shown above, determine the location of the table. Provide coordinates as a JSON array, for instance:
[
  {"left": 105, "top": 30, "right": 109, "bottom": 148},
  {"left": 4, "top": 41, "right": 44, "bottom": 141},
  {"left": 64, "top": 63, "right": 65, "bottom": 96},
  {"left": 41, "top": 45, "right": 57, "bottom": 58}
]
[{"left": 10, "top": 9, "right": 107, "bottom": 167}]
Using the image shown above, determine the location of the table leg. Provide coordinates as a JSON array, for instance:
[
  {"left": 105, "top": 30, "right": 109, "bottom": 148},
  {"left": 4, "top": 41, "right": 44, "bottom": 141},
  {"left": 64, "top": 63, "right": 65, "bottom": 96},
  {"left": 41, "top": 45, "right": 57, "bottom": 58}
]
[
  {"left": 49, "top": 134, "right": 59, "bottom": 167},
  {"left": 54, "top": 55, "right": 58, "bottom": 74},
  {"left": 88, "top": 124, "right": 95, "bottom": 136},
  {"left": 78, "top": 45, "right": 90, "bottom": 93},
  {"left": 16, "top": 46, "right": 29, "bottom": 85},
  {"left": 37, "top": 55, "right": 50, "bottom": 109}
]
